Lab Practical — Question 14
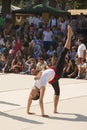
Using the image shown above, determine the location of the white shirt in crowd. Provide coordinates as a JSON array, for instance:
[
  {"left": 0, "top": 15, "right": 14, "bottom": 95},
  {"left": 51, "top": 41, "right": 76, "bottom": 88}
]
[
  {"left": 60, "top": 21, "right": 67, "bottom": 32},
  {"left": 77, "top": 43, "right": 86, "bottom": 58},
  {"left": 27, "top": 16, "right": 34, "bottom": 25},
  {"left": 33, "top": 17, "right": 41, "bottom": 28},
  {"left": 47, "top": 49, "right": 56, "bottom": 57},
  {"left": 48, "top": 18, "right": 58, "bottom": 27},
  {"left": 43, "top": 31, "right": 53, "bottom": 42}
]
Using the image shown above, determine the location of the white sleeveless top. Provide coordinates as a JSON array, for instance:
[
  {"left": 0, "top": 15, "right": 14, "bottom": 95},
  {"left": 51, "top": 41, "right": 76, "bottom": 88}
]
[{"left": 34, "top": 69, "right": 55, "bottom": 89}]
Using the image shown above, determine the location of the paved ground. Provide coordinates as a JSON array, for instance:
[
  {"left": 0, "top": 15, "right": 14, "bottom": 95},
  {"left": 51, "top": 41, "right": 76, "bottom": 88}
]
[{"left": 0, "top": 73, "right": 87, "bottom": 130}]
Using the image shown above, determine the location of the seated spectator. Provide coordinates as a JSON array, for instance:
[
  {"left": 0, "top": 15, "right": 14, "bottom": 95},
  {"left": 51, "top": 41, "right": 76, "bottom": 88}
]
[
  {"left": 0, "top": 52, "right": 11, "bottom": 73},
  {"left": 31, "top": 33, "right": 43, "bottom": 60},
  {"left": 76, "top": 63, "right": 86, "bottom": 79},
  {"left": 28, "top": 41, "right": 34, "bottom": 58},
  {"left": 41, "top": 48, "right": 49, "bottom": 61},
  {"left": 70, "top": 46, "right": 77, "bottom": 60},
  {"left": 10, "top": 51, "right": 24, "bottom": 73},
  {"left": 67, "top": 60, "right": 78, "bottom": 78},
  {"left": 84, "top": 50, "right": 87, "bottom": 79},
  {"left": 36, "top": 57, "right": 47, "bottom": 73},
  {"left": 22, "top": 35, "right": 29, "bottom": 60},
  {"left": 25, "top": 56, "right": 36, "bottom": 75},
  {"left": 56, "top": 42, "right": 63, "bottom": 57},
  {"left": 46, "top": 45, "right": 56, "bottom": 58},
  {"left": 29, "top": 23, "right": 35, "bottom": 36},
  {"left": 0, "top": 33, "right": 5, "bottom": 54},
  {"left": 62, "top": 59, "right": 78, "bottom": 78}
]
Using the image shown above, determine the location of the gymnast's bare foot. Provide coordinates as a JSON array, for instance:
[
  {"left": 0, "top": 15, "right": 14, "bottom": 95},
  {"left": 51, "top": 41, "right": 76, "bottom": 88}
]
[
  {"left": 27, "top": 111, "right": 35, "bottom": 115},
  {"left": 68, "top": 25, "right": 73, "bottom": 37},
  {"left": 54, "top": 111, "right": 59, "bottom": 114},
  {"left": 42, "top": 114, "right": 49, "bottom": 117}
]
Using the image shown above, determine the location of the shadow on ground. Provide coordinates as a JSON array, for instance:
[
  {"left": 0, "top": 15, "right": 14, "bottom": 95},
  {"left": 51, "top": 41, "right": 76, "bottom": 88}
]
[
  {"left": 0, "top": 111, "right": 43, "bottom": 124},
  {"left": 49, "top": 112, "right": 87, "bottom": 122}
]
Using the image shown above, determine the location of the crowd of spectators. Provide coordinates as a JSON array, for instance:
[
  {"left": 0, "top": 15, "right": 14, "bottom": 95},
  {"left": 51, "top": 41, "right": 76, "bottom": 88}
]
[{"left": 0, "top": 13, "right": 87, "bottom": 80}]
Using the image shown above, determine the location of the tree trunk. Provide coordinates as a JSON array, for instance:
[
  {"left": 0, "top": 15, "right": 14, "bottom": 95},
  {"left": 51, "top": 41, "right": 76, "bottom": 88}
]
[{"left": 2, "top": 0, "right": 11, "bottom": 17}]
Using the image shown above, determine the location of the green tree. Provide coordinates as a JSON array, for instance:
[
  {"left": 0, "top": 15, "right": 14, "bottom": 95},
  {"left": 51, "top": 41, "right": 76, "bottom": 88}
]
[
  {"left": 1, "top": 0, "right": 87, "bottom": 17},
  {"left": 76, "top": 0, "right": 87, "bottom": 9}
]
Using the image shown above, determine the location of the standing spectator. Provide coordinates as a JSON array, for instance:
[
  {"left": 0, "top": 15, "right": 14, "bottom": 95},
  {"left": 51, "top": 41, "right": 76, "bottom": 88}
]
[
  {"left": 43, "top": 26, "right": 54, "bottom": 51},
  {"left": 59, "top": 17, "right": 67, "bottom": 36},
  {"left": 27, "top": 15, "right": 34, "bottom": 25},
  {"left": 33, "top": 15, "right": 42, "bottom": 29},
  {"left": 48, "top": 16, "right": 58, "bottom": 28},
  {"left": 76, "top": 36, "right": 86, "bottom": 64},
  {"left": 76, "top": 35, "right": 86, "bottom": 79},
  {"left": 5, "top": 13, "right": 12, "bottom": 24}
]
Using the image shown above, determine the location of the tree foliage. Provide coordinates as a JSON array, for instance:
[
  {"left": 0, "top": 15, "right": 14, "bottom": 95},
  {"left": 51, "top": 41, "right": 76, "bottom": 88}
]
[
  {"left": 1, "top": 0, "right": 87, "bottom": 17},
  {"left": 76, "top": 0, "right": 87, "bottom": 9}
]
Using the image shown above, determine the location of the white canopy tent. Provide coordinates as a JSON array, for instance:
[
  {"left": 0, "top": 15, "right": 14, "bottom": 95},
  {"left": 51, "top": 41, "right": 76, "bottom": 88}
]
[{"left": 68, "top": 9, "right": 87, "bottom": 15}]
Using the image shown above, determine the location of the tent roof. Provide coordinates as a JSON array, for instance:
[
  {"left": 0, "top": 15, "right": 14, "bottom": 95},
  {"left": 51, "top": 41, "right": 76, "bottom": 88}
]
[
  {"left": 68, "top": 9, "right": 87, "bottom": 15},
  {"left": 14, "top": 4, "right": 70, "bottom": 16},
  {"left": 11, "top": 5, "right": 21, "bottom": 11}
]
